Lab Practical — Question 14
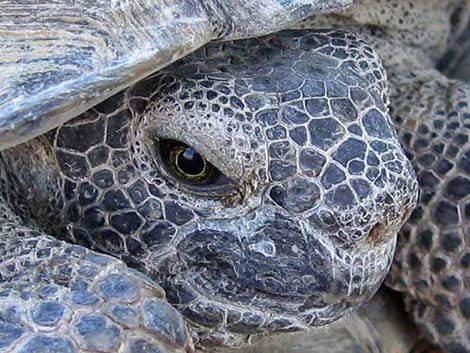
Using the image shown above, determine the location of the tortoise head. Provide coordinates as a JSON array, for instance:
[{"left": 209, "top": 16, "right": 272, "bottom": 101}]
[{"left": 1, "top": 29, "right": 417, "bottom": 347}]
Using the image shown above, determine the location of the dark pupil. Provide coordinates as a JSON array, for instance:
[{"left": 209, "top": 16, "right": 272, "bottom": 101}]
[{"left": 176, "top": 148, "right": 205, "bottom": 176}]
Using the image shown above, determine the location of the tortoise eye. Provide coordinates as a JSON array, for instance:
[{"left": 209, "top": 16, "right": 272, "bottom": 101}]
[
  {"left": 162, "top": 140, "right": 213, "bottom": 183},
  {"left": 158, "top": 139, "right": 236, "bottom": 194}
]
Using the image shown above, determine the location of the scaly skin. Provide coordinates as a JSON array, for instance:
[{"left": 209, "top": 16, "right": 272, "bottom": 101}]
[
  {"left": 299, "top": 0, "right": 470, "bottom": 352},
  {"left": 0, "top": 29, "right": 418, "bottom": 351}
]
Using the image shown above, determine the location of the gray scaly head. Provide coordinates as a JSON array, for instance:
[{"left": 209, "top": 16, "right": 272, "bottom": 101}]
[{"left": 1, "top": 28, "right": 418, "bottom": 351}]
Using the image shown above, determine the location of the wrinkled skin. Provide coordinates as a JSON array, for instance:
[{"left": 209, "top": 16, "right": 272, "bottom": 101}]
[{"left": 0, "top": 29, "right": 418, "bottom": 351}]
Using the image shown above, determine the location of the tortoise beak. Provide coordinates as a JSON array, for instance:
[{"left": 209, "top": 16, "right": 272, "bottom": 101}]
[{"left": 155, "top": 203, "right": 399, "bottom": 336}]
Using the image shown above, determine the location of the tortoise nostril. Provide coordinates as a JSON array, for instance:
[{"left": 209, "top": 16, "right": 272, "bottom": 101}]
[{"left": 270, "top": 176, "right": 321, "bottom": 213}]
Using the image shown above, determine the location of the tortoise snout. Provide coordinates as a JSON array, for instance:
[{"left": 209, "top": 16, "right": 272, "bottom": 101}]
[{"left": 267, "top": 142, "right": 418, "bottom": 247}]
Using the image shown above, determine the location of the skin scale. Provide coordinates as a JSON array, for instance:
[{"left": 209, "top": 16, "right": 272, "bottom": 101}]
[
  {"left": 0, "top": 27, "right": 419, "bottom": 352},
  {"left": 0, "top": 0, "right": 469, "bottom": 353}
]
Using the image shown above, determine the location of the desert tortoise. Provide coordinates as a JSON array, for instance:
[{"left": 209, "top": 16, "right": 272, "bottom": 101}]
[{"left": 0, "top": 0, "right": 469, "bottom": 352}]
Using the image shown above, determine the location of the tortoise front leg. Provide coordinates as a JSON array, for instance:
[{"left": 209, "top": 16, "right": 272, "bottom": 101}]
[
  {"left": 386, "top": 68, "right": 470, "bottom": 353},
  {"left": 0, "top": 219, "right": 194, "bottom": 353}
]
